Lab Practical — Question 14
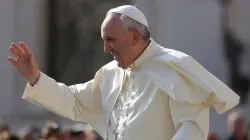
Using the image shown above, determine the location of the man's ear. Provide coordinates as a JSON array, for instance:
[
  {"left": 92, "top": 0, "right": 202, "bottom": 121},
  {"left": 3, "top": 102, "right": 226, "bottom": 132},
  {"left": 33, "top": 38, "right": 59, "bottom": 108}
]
[{"left": 131, "top": 30, "right": 140, "bottom": 46}]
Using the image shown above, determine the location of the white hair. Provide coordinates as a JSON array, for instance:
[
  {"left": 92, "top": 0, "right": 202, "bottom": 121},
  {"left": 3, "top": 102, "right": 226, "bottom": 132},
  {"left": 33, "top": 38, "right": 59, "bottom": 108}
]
[{"left": 106, "top": 12, "right": 150, "bottom": 41}]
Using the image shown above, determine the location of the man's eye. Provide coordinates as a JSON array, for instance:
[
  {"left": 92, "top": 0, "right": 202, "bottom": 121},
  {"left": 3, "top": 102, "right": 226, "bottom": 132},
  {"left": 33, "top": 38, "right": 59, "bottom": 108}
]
[{"left": 107, "top": 38, "right": 115, "bottom": 42}]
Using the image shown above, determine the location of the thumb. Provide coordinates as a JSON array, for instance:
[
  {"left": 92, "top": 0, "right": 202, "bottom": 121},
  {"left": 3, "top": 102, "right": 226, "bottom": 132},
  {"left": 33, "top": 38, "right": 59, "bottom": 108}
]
[{"left": 8, "top": 56, "right": 18, "bottom": 66}]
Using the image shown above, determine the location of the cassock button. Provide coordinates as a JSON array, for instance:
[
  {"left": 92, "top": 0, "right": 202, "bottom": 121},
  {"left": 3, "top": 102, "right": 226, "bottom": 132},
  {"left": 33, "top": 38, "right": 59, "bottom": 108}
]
[
  {"left": 113, "top": 129, "right": 118, "bottom": 134},
  {"left": 131, "top": 95, "right": 134, "bottom": 100},
  {"left": 131, "top": 91, "right": 136, "bottom": 100}
]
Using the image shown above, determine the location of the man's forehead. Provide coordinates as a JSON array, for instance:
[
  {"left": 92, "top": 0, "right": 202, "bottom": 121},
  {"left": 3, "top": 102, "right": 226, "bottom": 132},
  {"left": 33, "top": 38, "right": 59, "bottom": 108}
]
[
  {"left": 102, "top": 14, "right": 121, "bottom": 27},
  {"left": 101, "top": 14, "right": 124, "bottom": 37}
]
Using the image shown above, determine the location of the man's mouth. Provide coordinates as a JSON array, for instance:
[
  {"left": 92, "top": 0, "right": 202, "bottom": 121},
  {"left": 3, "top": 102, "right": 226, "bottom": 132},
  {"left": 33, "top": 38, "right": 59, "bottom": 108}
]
[
  {"left": 110, "top": 50, "right": 119, "bottom": 57},
  {"left": 109, "top": 49, "right": 120, "bottom": 61}
]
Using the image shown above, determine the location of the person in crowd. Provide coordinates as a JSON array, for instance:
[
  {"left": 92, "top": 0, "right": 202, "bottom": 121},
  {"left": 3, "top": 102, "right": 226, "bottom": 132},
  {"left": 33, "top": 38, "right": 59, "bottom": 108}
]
[
  {"left": 226, "top": 110, "right": 247, "bottom": 140},
  {"left": 40, "top": 120, "right": 62, "bottom": 140},
  {"left": 0, "top": 124, "right": 19, "bottom": 140},
  {"left": 207, "top": 133, "right": 219, "bottom": 140}
]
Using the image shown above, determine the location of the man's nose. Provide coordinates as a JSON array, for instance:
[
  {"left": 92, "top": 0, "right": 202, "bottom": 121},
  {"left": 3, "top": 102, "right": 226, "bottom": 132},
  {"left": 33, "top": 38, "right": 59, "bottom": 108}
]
[{"left": 104, "top": 44, "right": 111, "bottom": 53}]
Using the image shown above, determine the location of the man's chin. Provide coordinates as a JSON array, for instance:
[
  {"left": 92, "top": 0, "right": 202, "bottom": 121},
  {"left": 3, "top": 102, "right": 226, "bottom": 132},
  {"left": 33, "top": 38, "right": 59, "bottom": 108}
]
[
  {"left": 117, "top": 62, "right": 123, "bottom": 68},
  {"left": 115, "top": 61, "right": 124, "bottom": 69}
]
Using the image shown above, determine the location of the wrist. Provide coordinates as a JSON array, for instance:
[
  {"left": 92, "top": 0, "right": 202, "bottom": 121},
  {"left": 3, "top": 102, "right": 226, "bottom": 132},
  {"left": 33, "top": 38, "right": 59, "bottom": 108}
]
[{"left": 28, "top": 71, "right": 40, "bottom": 86}]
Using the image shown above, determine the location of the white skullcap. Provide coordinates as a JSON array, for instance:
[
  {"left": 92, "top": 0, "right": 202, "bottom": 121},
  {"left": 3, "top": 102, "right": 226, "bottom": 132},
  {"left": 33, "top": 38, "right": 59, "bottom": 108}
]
[{"left": 107, "top": 5, "right": 149, "bottom": 28}]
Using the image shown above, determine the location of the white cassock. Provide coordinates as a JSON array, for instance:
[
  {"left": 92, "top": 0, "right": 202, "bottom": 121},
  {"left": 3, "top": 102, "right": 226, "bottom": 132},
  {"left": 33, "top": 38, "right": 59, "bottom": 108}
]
[{"left": 23, "top": 39, "right": 239, "bottom": 140}]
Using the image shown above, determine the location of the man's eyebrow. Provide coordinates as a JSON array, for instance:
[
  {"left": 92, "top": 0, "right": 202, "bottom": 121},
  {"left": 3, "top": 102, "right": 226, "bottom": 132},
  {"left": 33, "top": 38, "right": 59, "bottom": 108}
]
[{"left": 104, "top": 36, "right": 115, "bottom": 39}]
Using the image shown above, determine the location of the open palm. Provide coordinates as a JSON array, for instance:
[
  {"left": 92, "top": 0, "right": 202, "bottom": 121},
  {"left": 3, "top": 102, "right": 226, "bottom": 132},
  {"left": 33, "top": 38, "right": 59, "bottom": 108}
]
[{"left": 8, "top": 42, "right": 40, "bottom": 85}]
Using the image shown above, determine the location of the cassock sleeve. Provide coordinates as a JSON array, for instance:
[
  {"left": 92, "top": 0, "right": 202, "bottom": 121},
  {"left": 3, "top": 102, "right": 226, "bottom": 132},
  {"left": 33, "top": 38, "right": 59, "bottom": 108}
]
[
  {"left": 22, "top": 68, "right": 106, "bottom": 138},
  {"left": 170, "top": 97, "right": 209, "bottom": 140}
]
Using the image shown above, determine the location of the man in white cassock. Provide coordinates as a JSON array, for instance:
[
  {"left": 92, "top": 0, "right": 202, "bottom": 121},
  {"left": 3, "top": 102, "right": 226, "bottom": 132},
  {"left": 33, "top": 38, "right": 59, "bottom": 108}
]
[{"left": 8, "top": 5, "right": 240, "bottom": 140}]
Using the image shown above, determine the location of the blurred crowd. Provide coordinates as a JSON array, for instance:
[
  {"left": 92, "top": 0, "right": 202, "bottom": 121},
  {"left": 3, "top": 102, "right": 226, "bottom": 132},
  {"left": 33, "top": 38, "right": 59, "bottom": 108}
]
[
  {"left": 208, "top": 109, "right": 250, "bottom": 140},
  {"left": 0, "top": 109, "right": 249, "bottom": 140},
  {"left": 0, "top": 120, "right": 103, "bottom": 140}
]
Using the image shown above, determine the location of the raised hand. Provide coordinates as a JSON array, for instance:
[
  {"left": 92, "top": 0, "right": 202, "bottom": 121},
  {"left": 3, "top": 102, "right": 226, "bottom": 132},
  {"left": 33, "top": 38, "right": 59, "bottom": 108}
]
[{"left": 8, "top": 42, "right": 40, "bottom": 86}]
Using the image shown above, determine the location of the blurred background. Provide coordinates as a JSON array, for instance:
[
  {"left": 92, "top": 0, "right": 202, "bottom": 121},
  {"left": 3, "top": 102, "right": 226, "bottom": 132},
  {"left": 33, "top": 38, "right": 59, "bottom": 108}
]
[{"left": 0, "top": 0, "right": 249, "bottom": 139}]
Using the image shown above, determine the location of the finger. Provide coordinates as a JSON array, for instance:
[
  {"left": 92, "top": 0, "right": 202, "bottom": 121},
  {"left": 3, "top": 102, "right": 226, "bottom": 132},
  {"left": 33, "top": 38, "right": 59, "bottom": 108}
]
[
  {"left": 10, "top": 46, "right": 19, "bottom": 57},
  {"left": 11, "top": 42, "right": 24, "bottom": 56},
  {"left": 19, "top": 42, "right": 31, "bottom": 55},
  {"left": 8, "top": 56, "right": 18, "bottom": 66}
]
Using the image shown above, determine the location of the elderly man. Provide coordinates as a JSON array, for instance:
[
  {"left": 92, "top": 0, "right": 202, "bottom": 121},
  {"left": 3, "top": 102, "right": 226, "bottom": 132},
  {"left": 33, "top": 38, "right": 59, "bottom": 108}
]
[{"left": 8, "top": 5, "right": 239, "bottom": 140}]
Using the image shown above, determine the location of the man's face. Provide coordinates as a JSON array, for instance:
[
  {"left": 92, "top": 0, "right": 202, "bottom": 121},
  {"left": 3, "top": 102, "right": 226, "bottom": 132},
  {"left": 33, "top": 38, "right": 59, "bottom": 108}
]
[
  {"left": 0, "top": 130, "right": 10, "bottom": 139},
  {"left": 101, "top": 14, "right": 134, "bottom": 69}
]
